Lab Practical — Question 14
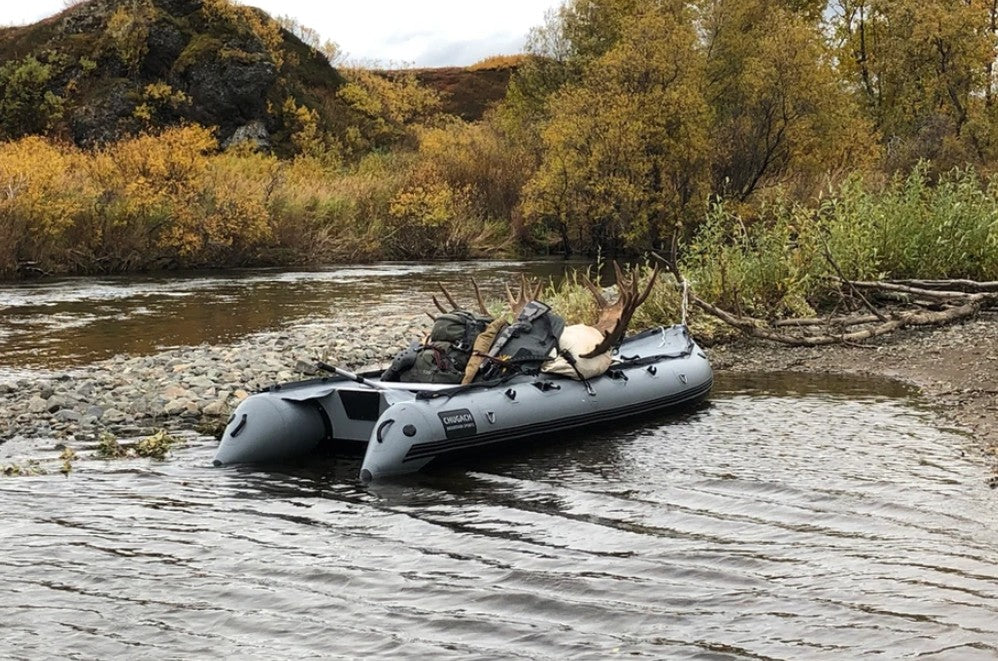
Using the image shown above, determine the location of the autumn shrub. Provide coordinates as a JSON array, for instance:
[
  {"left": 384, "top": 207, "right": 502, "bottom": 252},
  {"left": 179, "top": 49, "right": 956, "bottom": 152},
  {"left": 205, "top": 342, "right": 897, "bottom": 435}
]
[
  {"left": 681, "top": 200, "right": 822, "bottom": 318},
  {"left": 104, "top": 3, "right": 153, "bottom": 73},
  {"left": 383, "top": 181, "right": 471, "bottom": 259},
  {"left": 467, "top": 55, "right": 530, "bottom": 71},
  {"left": 416, "top": 117, "right": 534, "bottom": 224},
  {"left": 82, "top": 125, "right": 219, "bottom": 268},
  {"left": 0, "top": 137, "right": 89, "bottom": 276},
  {"left": 336, "top": 68, "right": 442, "bottom": 155},
  {"left": 201, "top": 0, "right": 285, "bottom": 68},
  {"left": 673, "top": 167, "right": 998, "bottom": 322},
  {"left": 266, "top": 155, "right": 372, "bottom": 262}
]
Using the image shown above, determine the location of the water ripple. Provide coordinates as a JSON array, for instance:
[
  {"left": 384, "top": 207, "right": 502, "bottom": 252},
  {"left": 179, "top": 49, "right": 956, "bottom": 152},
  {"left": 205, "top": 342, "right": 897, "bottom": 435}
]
[{"left": 1, "top": 373, "right": 996, "bottom": 658}]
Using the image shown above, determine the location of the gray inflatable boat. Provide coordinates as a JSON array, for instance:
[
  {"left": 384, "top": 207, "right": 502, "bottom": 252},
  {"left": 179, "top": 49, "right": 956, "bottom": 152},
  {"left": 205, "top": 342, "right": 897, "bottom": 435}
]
[{"left": 213, "top": 325, "right": 712, "bottom": 481}]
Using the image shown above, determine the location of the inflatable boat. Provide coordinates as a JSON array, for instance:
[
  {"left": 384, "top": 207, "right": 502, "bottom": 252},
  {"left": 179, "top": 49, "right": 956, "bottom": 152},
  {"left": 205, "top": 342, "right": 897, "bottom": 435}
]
[{"left": 213, "top": 325, "right": 711, "bottom": 480}]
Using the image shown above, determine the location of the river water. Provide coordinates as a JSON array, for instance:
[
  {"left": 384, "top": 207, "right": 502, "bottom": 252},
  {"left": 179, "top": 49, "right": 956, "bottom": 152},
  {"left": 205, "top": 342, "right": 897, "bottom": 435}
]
[
  {"left": 0, "top": 261, "right": 583, "bottom": 372},
  {"left": 1, "top": 265, "right": 996, "bottom": 658}
]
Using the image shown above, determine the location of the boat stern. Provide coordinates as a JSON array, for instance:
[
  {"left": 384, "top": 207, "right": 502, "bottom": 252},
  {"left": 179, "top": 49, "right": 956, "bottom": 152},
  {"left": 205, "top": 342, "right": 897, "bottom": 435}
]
[{"left": 213, "top": 393, "right": 326, "bottom": 466}]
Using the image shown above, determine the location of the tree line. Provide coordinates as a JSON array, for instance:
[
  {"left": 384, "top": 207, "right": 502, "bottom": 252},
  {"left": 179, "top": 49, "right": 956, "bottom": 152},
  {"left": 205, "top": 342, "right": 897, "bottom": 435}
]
[
  {"left": 504, "top": 0, "right": 998, "bottom": 255},
  {"left": 3, "top": 0, "right": 998, "bottom": 279}
]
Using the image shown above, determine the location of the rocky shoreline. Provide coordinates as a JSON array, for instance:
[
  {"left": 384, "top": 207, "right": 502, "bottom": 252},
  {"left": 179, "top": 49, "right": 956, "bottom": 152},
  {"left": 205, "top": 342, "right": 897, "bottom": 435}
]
[
  {"left": 2, "top": 309, "right": 997, "bottom": 482},
  {"left": 0, "top": 313, "right": 427, "bottom": 457}
]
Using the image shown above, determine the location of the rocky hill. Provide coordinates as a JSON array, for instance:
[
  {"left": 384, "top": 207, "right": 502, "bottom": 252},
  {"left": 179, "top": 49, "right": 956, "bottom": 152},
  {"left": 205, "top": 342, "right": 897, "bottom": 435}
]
[
  {"left": 0, "top": 0, "right": 346, "bottom": 150},
  {"left": 0, "top": 1, "right": 521, "bottom": 151}
]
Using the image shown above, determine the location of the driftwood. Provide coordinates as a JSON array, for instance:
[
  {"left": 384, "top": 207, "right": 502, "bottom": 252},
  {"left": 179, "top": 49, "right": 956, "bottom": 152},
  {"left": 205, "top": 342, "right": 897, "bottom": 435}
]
[
  {"left": 692, "top": 293, "right": 984, "bottom": 347},
  {"left": 771, "top": 313, "right": 882, "bottom": 328},
  {"left": 889, "top": 279, "right": 998, "bottom": 293},
  {"left": 652, "top": 250, "right": 994, "bottom": 347}
]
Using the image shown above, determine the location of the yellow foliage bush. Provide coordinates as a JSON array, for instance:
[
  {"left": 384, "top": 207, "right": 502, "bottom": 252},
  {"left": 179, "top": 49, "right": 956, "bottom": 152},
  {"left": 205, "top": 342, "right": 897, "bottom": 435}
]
[
  {"left": 337, "top": 68, "right": 442, "bottom": 154},
  {"left": 384, "top": 182, "right": 472, "bottom": 258},
  {"left": 0, "top": 121, "right": 515, "bottom": 277},
  {"left": 468, "top": 55, "right": 530, "bottom": 71},
  {"left": 0, "top": 137, "right": 90, "bottom": 273},
  {"left": 105, "top": 3, "right": 153, "bottom": 73},
  {"left": 416, "top": 117, "right": 535, "bottom": 222}
]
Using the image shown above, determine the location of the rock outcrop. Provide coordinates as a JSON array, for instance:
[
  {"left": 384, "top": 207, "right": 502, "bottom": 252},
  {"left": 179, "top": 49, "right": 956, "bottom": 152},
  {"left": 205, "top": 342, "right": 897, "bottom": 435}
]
[{"left": 0, "top": 0, "right": 345, "bottom": 150}]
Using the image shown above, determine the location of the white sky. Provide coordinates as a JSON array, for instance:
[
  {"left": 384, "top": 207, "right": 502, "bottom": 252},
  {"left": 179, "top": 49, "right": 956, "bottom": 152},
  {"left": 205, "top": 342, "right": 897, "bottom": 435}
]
[{"left": 2, "top": 0, "right": 562, "bottom": 67}]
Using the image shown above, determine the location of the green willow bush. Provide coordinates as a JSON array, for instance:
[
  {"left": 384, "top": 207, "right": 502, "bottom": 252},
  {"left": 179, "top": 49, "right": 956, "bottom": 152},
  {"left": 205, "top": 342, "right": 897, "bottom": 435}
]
[
  {"left": 547, "top": 166, "right": 998, "bottom": 342},
  {"left": 681, "top": 166, "right": 998, "bottom": 321}
]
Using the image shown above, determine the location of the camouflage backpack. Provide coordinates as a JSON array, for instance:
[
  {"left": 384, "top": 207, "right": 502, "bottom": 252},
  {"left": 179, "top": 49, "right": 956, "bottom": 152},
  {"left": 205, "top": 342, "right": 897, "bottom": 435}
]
[{"left": 382, "top": 311, "right": 492, "bottom": 384}]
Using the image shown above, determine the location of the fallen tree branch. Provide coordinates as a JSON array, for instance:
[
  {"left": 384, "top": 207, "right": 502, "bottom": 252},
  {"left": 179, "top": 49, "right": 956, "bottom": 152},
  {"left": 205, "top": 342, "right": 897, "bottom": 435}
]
[
  {"left": 771, "top": 313, "right": 883, "bottom": 328},
  {"left": 889, "top": 279, "right": 998, "bottom": 293},
  {"left": 693, "top": 294, "right": 984, "bottom": 346},
  {"left": 845, "top": 280, "right": 985, "bottom": 301},
  {"left": 819, "top": 234, "right": 888, "bottom": 322},
  {"left": 651, "top": 251, "right": 991, "bottom": 346}
]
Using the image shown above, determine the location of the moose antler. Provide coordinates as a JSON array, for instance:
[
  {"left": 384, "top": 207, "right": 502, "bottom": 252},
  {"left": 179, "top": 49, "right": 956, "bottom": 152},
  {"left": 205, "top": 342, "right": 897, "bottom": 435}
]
[
  {"left": 461, "top": 274, "right": 540, "bottom": 384},
  {"left": 505, "top": 275, "right": 543, "bottom": 318},
  {"left": 430, "top": 279, "right": 491, "bottom": 318},
  {"left": 578, "top": 262, "right": 660, "bottom": 358}
]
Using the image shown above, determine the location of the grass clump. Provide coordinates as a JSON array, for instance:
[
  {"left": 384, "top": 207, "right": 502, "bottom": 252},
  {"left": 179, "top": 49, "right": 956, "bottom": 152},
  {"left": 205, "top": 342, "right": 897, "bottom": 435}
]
[
  {"left": 94, "top": 429, "right": 182, "bottom": 461},
  {"left": 134, "top": 429, "right": 182, "bottom": 460},
  {"left": 59, "top": 446, "right": 76, "bottom": 476},
  {"left": 195, "top": 417, "right": 228, "bottom": 440},
  {"left": 2, "top": 461, "right": 46, "bottom": 477},
  {"left": 95, "top": 431, "right": 127, "bottom": 459},
  {"left": 543, "top": 165, "right": 998, "bottom": 343}
]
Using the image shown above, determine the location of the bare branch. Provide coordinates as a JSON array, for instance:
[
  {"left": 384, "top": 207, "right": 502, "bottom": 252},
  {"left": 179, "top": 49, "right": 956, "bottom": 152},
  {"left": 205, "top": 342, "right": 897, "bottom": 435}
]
[
  {"left": 819, "top": 235, "right": 888, "bottom": 322},
  {"left": 692, "top": 293, "right": 984, "bottom": 346}
]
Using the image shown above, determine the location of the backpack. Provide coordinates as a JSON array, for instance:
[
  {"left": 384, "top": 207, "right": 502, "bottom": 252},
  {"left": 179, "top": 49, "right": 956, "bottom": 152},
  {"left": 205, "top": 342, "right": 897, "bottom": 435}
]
[
  {"left": 476, "top": 301, "right": 565, "bottom": 381},
  {"left": 382, "top": 311, "right": 492, "bottom": 384}
]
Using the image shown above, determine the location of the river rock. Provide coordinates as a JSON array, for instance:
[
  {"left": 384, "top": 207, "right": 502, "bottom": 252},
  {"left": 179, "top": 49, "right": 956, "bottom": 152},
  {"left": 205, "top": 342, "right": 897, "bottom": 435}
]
[
  {"left": 27, "top": 397, "right": 49, "bottom": 414},
  {"left": 54, "top": 410, "right": 82, "bottom": 423},
  {"left": 202, "top": 400, "right": 228, "bottom": 416},
  {"left": 102, "top": 408, "right": 128, "bottom": 424},
  {"left": 186, "top": 376, "right": 214, "bottom": 389},
  {"left": 163, "top": 385, "right": 192, "bottom": 400},
  {"left": 163, "top": 399, "right": 189, "bottom": 416}
]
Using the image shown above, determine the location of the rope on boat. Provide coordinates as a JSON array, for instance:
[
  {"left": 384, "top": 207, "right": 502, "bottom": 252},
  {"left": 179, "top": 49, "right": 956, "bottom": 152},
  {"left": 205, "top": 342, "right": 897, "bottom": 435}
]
[
  {"left": 680, "top": 278, "right": 690, "bottom": 328},
  {"left": 659, "top": 279, "right": 691, "bottom": 347}
]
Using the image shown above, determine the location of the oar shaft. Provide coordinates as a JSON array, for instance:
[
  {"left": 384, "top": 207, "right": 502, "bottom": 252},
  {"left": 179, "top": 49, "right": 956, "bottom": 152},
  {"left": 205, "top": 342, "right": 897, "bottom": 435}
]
[{"left": 314, "top": 361, "right": 386, "bottom": 390}]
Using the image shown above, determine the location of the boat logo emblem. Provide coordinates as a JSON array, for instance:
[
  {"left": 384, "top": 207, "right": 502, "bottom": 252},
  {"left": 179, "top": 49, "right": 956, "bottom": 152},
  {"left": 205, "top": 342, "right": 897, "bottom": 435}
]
[
  {"left": 439, "top": 409, "right": 477, "bottom": 439},
  {"left": 678, "top": 373, "right": 688, "bottom": 384},
  {"left": 486, "top": 411, "right": 496, "bottom": 424}
]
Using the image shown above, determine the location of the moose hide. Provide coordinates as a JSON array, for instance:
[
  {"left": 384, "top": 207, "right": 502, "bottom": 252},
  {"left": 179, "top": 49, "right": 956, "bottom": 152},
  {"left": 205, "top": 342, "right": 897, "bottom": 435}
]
[{"left": 542, "top": 324, "right": 613, "bottom": 380}]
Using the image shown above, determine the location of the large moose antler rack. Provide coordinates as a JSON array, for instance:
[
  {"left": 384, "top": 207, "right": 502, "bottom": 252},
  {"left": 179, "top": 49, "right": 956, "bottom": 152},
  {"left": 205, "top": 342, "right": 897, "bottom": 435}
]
[{"left": 578, "top": 262, "right": 660, "bottom": 358}]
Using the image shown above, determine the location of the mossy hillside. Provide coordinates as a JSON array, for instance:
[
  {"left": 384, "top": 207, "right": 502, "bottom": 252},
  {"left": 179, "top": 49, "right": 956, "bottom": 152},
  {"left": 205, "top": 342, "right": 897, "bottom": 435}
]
[{"left": 0, "top": 0, "right": 347, "bottom": 151}]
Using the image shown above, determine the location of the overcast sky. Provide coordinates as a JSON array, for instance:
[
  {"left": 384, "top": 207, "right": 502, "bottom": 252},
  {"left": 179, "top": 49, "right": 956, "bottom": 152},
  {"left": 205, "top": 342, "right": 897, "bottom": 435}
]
[{"left": 3, "top": 0, "right": 562, "bottom": 67}]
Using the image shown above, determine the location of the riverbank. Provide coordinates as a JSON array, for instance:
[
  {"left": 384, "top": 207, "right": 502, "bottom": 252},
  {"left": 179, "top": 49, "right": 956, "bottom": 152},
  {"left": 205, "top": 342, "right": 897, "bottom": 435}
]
[{"left": 2, "top": 308, "right": 996, "bottom": 483}]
